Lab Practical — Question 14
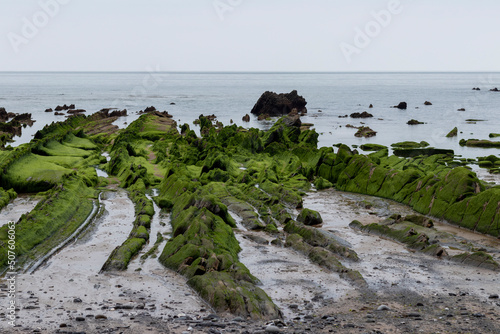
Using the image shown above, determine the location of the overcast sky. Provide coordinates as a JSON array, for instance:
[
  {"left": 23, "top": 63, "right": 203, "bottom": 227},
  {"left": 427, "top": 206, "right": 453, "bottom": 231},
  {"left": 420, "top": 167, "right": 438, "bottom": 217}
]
[{"left": 0, "top": 0, "right": 498, "bottom": 72}]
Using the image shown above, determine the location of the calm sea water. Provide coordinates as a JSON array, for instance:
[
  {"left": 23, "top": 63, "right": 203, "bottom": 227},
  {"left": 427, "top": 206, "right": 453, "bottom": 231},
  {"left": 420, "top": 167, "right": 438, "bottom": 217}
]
[{"left": 1, "top": 72, "right": 499, "bottom": 160}]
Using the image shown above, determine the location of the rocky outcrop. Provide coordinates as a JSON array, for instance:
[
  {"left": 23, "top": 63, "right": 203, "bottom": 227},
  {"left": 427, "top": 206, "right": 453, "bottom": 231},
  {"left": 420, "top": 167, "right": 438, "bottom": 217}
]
[
  {"left": 424, "top": 101, "right": 432, "bottom": 105},
  {"left": 242, "top": 114, "right": 250, "bottom": 122},
  {"left": 394, "top": 102, "right": 407, "bottom": 109},
  {"left": 407, "top": 119, "right": 424, "bottom": 125},
  {"left": 250, "top": 90, "right": 307, "bottom": 117},
  {"left": 354, "top": 126, "right": 376, "bottom": 137},
  {"left": 350, "top": 111, "right": 373, "bottom": 118}
]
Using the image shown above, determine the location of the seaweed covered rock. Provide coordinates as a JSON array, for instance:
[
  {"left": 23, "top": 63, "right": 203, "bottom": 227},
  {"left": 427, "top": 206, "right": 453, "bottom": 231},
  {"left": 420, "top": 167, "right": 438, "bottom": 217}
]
[
  {"left": 446, "top": 127, "right": 458, "bottom": 138},
  {"left": 297, "top": 208, "right": 323, "bottom": 226},
  {"left": 460, "top": 139, "right": 500, "bottom": 148},
  {"left": 251, "top": 90, "right": 307, "bottom": 117}
]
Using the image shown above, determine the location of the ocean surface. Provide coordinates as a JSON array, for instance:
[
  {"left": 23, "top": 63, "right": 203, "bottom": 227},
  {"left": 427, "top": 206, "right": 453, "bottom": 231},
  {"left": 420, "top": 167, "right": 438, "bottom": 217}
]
[{"left": 1, "top": 72, "right": 499, "bottom": 161}]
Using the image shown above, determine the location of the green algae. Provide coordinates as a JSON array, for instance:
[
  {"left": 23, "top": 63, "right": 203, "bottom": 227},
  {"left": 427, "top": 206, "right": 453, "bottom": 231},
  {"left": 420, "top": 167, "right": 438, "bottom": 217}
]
[
  {"left": 0, "top": 177, "right": 95, "bottom": 272},
  {"left": 0, "top": 187, "right": 16, "bottom": 211}
]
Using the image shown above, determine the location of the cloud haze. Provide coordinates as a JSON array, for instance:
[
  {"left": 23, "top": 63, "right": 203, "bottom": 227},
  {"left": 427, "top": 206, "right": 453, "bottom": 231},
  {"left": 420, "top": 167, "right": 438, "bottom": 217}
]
[{"left": 0, "top": 0, "right": 498, "bottom": 72}]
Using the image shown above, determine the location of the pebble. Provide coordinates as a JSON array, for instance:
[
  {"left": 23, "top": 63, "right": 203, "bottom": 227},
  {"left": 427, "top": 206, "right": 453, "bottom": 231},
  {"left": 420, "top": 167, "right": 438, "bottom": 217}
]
[
  {"left": 489, "top": 294, "right": 499, "bottom": 299},
  {"left": 75, "top": 317, "right": 85, "bottom": 321},
  {"left": 377, "top": 305, "right": 391, "bottom": 311},
  {"left": 73, "top": 298, "right": 82, "bottom": 303},
  {"left": 265, "top": 325, "right": 281, "bottom": 333}
]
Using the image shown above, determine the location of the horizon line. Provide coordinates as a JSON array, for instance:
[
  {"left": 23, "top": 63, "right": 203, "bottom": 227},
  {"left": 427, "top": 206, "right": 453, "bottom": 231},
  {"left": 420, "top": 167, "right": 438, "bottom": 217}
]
[{"left": 1, "top": 70, "right": 500, "bottom": 74}]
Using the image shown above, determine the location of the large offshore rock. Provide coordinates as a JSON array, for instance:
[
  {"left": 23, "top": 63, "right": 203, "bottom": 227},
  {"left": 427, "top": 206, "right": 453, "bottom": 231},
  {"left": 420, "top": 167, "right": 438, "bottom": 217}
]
[{"left": 250, "top": 90, "right": 307, "bottom": 117}]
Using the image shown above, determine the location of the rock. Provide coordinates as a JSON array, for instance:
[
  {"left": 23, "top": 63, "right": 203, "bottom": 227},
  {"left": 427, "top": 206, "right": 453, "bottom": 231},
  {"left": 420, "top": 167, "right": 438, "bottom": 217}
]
[
  {"left": 54, "top": 105, "right": 64, "bottom": 111},
  {"left": 68, "top": 104, "right": 75, "bottom": 109},
  {"left": 95, "top": 314, "right": 107, "bottom": 320},
  {"left": 369, "top": 104, "right": 373, "bottom": 108},
  {"left": 457, "top": 108, "right": 466, "bottom": 111},
  {"left": 489, "top": 294, "right": 499, "bottom": 299},
  {"left": 354, "top": 126, "right": 376, "bottom": 138},
  {"left": 490, "top": 87, "right": 499, "bottom": 92},
  {"left": 250, "top": 90, "right": 307, "bottom": 117},
  {"left": 170, "top": 102, "right": 176, "bottom": 105},
  {"left": 460, "top": 139, "right": 500, "bottom": 148},
  {"left": 59, "top": 323, "right": 67, "bottom": 328},
  {"left": 297, "top": 208, "right": 323, "bottom": 226},
  {"left": 473, "top": 87, "right": 480, "bottom": 90},
  {"left": 73, "top": 298, "right": 82, "bottom": 303},
  {"left": 144, "top": 106, "right": 156, "bottom": 112},
  {"left": 446, "top": 127, "right": 458, "bottom": 137},
  {"left": 377, "top": 305, "right": 391, "bottom": 311},
  {"left": 54, "top": 112, "right": 65, "bottom": 116},
  {"left": 394, "top": 102, "right": 407, "bottom": 109},
  {"left": 393, "top": 148, "right": 454, "bottom": 157},
  {"left": 407, "top": 119, "right": 424, "bottom": 125},
  {"left": 257, "top": 113, "right": 270, "bottom": 121},
  {"left": 67, "top": 109, "right": 86, "bottom": 114},
  {"left": 44, "top": 108, "right": 53, "bottom": 112},
  {"left": 265, "top": 325, "right": 281, "bottom": 333},
  {"left": 75, "top": 317, "right": 85, "bottom": 321},
  {"left": 350, "top": 111, "right": 373, "bottom": 118},
  {"left": 424, "top": 101, "right": 433, "bottom": 105},
  {"left": 242, "top": 114, "right": 250, "bottom": 122}
]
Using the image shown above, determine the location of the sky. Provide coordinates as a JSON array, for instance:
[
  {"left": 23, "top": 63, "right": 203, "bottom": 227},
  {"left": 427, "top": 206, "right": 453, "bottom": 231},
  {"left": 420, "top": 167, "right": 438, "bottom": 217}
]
[{"left": 0, "top": 0, "right": 498, "bottom": 72}]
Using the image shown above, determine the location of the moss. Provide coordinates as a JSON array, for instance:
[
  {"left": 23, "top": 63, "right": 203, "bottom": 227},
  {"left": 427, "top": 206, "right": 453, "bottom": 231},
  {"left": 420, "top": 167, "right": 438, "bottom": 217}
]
[
  {"left": 284, "top": 220, "right": 358, "bottom": 261},
  {"left": 314, "top": 176, "right": 333, "bottom": 190},
  {"left": 100, "top": 238, "right": 147, "bottom": 271},
  {"left": 0, "top": 177, "right": 95, "bottom": 271},
  {"left": 0, "top": 187, "right": 17, "bottom": 210},
  {"left": 360, "top": 143, "right": 387, "bottom": 152}
]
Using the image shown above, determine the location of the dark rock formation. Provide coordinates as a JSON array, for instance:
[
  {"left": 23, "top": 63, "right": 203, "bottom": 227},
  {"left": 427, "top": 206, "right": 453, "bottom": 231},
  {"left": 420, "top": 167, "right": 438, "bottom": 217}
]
[
  {"left": 45, "top": 108, "right": 53, "bottom": 112},
  {"left": 68, "top": 104, "right": 75, "bottom": 110},
  {"left": 424, "top": 101, "right": 432, "bottom": 105},
  {"left": 350, "top": 111, "right": 373, "bottom": 118},
  {"left": 242, "top": 114, "right": 250, "bottom": 122},
  {"left": 0, "top": 108, "right": 7, "bottom": 122},
  {"left": 472, "top": 87, "right": 481, "bottom": 91},
  {"left": 394, "top": 102, "right": 407, "bottom": 110},
  {"left": 369, "top": 104, "right": 373, "bottom": 108},
  {"left": 407, "top": 119, "right": 424, "bottom": 125},
  {"left": 251, "top": 90, "right": 307, "bottom": 117},
  {"left": 144, "top": 106, "right": 156, "bottom": 112},
  {"left": 490, "top": 88, "right": 499, "bottom": 92},
  {"left": 457, "top": 108, "right": 466, "bottom": 111},
  {"left": 67, "top": 109, "right": 86, "bottom": 114},
  {"left": 110, "top": 109, "right": 127, "bottom": 117}
]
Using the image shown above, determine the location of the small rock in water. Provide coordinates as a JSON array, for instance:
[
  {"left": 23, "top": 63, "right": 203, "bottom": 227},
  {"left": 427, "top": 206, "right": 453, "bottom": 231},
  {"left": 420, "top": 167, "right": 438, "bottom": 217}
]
[
  {"left": 377, "top": 305, "right": 391, "bottom": 311},
  {"left": 73, "top": 298, "right": 82, "bottom": 303},
  {"left": 75, "top": 317, "right": 85, "bottom": 322},
  {"left": 489, "top": 294, "right": 499, "bottom": 299}
]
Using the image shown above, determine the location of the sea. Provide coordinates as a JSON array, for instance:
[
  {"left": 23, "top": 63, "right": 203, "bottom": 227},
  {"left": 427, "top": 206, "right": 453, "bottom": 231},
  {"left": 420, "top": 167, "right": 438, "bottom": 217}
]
[{"left": 1, "top": 72, "right": 499, "bottom": 163}]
